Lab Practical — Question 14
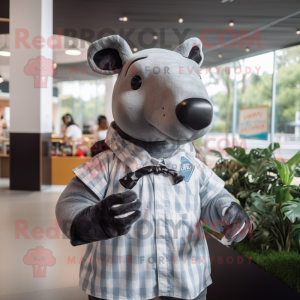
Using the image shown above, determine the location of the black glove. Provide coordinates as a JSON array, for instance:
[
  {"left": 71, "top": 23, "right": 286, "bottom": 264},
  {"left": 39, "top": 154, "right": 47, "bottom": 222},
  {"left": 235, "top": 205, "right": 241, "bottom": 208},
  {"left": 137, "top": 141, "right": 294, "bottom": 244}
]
[
  {"left": 220, "top": 202, "right": 250, "bottom": 244},
  {"left": 70, "top": 190, "right": 141, "bottom": 246}
]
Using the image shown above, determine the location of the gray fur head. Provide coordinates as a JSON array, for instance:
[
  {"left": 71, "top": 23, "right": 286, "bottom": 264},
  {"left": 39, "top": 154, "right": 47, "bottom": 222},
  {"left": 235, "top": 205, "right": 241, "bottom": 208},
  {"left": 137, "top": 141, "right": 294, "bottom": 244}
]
[{"left": 88, "top": 35, "right": 213, "bottom": 145}]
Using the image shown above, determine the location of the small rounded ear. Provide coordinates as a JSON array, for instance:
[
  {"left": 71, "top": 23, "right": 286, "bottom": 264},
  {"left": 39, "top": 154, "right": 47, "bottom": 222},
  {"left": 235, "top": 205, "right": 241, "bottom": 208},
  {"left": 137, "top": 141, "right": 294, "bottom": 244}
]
[
  {"left": 87, "top": 35, "right": 133, "bottom": 75},
  {"left": 174, "top": 38, "right": 204, "bottom": 66}
]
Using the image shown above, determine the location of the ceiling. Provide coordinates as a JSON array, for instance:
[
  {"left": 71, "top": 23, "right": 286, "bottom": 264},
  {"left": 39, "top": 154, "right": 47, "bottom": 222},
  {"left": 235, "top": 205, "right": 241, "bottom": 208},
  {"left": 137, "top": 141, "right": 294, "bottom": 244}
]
[
  {"left": 1, "top": 0, "right": 300, "bottom": 81},
  {"left": 0, "top": 34, "right": 91, "bottom": 82}
]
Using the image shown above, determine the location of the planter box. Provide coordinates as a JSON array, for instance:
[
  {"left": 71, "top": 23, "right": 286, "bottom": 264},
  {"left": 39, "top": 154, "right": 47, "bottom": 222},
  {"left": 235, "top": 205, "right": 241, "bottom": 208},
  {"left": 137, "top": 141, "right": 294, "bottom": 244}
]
[{"left": 206, "top": 236, "right": 300, "bottom": 299}]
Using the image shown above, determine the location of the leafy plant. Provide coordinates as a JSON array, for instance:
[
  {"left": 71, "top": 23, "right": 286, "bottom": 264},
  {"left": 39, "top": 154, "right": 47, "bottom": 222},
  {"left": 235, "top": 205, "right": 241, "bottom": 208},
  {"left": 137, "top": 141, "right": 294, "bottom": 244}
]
[
  {"left": 212, "top": 143, "right": 281, "bottom": 206},
  {"left": 212, "top": 143, "right": 300, "bottom": 252},
  {"left": 292, "top": 222, "right": 300, "bottom": 252},
  {"left": 274, "top": 160, "right": 294, "bottom": 185},
  {"left": 294, "top": 163, "right": 300, "bottom": 177},
  {"left": 281, "top": 199, "right": 300, "bottom": 223}
]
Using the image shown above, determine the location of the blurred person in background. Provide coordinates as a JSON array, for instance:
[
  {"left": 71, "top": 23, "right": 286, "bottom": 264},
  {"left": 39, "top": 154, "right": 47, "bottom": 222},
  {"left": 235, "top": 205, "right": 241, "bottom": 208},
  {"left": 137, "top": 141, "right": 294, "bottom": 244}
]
[
  {"left": 94, "top": 115, "right": 108, "bottom": 142},
  {"left": 62, "top": 113, "right": 82, "bottom": 142},
  {"left": 0, "top": 115, "right": 7, "bottom": 136}
]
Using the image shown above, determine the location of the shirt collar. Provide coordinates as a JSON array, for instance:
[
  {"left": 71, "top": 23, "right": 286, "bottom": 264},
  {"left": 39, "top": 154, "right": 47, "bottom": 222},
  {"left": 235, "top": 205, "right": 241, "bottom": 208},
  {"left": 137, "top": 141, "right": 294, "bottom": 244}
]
[
  {"left": 105, "top": 123, "right": 196, "bottom": 172},
  {"left": 105, "top": 124, "right": 152, "bottom": 172}
]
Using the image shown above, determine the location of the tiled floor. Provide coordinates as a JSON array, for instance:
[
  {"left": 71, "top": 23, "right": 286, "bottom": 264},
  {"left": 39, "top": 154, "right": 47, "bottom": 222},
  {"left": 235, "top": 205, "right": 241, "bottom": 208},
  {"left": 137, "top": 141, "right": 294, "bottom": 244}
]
[
  {"left": 0, "top": 286, "right": 87, "bottom": 300},
  {"left": 0, "top": 180, "right": 87, "bottom": 299}
]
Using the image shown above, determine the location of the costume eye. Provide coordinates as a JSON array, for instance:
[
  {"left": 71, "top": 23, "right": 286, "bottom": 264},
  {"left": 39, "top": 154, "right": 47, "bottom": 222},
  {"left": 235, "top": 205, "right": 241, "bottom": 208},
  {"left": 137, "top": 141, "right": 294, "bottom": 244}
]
[{"left": 131, "top": 75, "right": 142, "bottom": 90}]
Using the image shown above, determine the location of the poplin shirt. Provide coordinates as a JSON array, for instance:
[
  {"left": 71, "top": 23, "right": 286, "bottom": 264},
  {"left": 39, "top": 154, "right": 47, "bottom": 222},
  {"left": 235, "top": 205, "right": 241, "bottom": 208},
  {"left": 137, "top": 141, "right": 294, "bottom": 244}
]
[
  {"left": 94, "top": 129, "right": 108, "bottom": 142},
  {"left": 73, "top": 124, "right": 224, "bottom": 300},
  {"left": 65, "top": 124, "right": 82, "bottom": 141}
]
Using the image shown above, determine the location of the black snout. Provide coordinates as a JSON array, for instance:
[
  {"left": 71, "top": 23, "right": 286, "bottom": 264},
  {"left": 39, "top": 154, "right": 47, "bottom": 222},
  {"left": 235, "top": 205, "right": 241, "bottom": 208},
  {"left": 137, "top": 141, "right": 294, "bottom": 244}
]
[{"left": 176, "top": 98, "right": 213, "bottom": 131}]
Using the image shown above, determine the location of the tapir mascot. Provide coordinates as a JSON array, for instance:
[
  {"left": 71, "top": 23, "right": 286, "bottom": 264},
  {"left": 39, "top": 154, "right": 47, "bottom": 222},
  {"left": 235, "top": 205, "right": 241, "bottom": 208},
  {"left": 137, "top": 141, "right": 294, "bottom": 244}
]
[{"left": 56, "top": 35, "right": 250, "bottom": 300}]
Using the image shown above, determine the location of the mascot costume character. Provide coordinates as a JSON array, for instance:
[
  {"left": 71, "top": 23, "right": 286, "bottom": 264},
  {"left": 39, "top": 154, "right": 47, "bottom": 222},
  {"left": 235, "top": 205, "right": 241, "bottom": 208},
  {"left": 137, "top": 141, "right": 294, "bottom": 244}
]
[{"left": 56, "top": 35, "right": 250, "bottom": 300}]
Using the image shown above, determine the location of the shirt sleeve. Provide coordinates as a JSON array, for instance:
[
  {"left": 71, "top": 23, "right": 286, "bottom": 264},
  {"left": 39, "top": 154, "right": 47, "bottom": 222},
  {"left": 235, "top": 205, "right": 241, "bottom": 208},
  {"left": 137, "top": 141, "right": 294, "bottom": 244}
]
[
  {"left": 94, "top": 130, "right": 99, "bottom": 142},
  {"left": 72, "top": 151, "right": 111, "bottom": 199},
  {"left": 55, "top": 176, "right": 100, "bottom": 239},
  {"left": 99, "top": 130, "right": 108, "bottom": 140},
  {"left": 56, "top": 152, "right": 111, "bottom": 240},
  {"left": 195, "top": 158, "right": 225, "bottom": 208},
  {"left": 65, "top": 126, "right": 72, "bottom": 138}
]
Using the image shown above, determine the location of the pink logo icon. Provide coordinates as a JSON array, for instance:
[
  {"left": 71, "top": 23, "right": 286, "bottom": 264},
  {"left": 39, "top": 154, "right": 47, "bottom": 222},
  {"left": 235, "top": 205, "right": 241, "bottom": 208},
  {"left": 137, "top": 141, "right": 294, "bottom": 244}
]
[
  {"left": 23, "top": 246, "right": 56, "bottom": 277},
  {"left": 24, "top": 56, "right": 57, "bottom": 88}
]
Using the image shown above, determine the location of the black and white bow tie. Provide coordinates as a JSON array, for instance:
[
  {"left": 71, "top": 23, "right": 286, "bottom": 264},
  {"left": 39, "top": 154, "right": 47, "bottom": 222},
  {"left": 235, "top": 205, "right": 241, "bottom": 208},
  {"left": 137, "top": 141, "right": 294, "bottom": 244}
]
[
  {"left": 90, "top": 140, "right": 184, "bottom": 189},
  {"left": 119, "top": 165, "right": 184, "bottom": 189}
]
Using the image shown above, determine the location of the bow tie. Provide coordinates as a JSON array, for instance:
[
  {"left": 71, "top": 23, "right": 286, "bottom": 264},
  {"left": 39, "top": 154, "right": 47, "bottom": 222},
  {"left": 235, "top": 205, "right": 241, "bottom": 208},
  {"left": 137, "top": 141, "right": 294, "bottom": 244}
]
[
  {"left": 119, "top": 165, "right": 184, "bottom": 189},
  {"left": 89, "top": 140, "right": 184, "bottom": 189}
]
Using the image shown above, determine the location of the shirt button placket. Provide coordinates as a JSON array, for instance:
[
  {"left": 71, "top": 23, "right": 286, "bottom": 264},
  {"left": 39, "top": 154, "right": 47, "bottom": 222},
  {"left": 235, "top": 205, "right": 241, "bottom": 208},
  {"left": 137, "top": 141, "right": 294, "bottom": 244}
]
[{"left": 154, "top": 174, "right": 169, "bottom": 295}]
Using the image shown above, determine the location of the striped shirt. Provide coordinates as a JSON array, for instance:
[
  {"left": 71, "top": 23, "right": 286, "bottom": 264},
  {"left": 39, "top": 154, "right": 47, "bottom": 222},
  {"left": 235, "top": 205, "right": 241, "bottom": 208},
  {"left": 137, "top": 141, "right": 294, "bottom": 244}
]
[{"left": 73, "top": 124, "right": 224, "bottom": 300}]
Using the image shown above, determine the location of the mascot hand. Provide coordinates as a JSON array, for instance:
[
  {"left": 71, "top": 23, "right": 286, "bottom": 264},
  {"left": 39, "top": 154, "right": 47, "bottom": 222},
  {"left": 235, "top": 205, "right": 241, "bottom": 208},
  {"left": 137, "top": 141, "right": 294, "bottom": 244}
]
[
  {"left": 95, "top": 190, "right": 141, "bottom": 239},
  {"left": 220, "top": 202, "right": 250, "bottom": 245}
]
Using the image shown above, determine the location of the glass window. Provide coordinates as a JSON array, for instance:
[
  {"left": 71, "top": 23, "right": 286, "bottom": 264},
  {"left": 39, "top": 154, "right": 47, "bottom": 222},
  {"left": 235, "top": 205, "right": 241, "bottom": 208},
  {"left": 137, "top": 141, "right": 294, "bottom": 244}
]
[
  {"left": 56, "top": 80, "right": 106, "bottom": 134},
  {"left": 200, "top": 62, "right": 235, "bottom": 165},
  {"left": 235, "top": 52, "right": 274, "bottom": 150},
  {"left": 200, "top": 52, "right": 275, "bottom": 166},
  {"left": 276, "top": 45, "right": 300, "bottom": 158}
]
